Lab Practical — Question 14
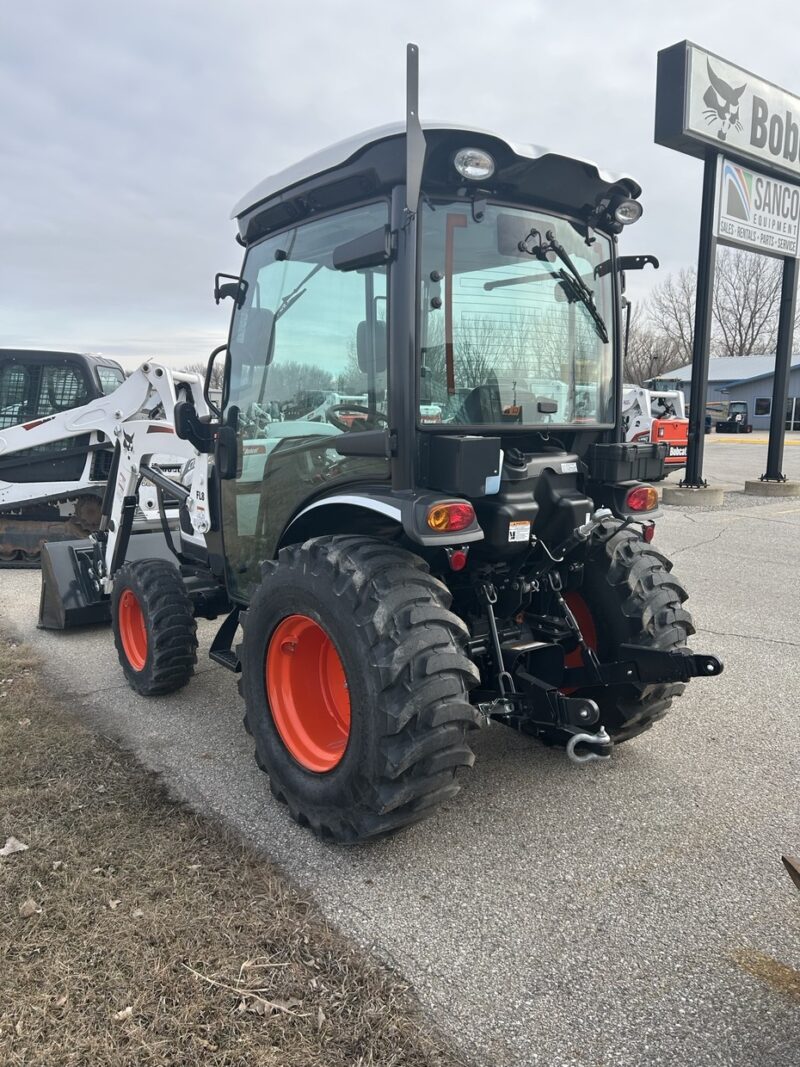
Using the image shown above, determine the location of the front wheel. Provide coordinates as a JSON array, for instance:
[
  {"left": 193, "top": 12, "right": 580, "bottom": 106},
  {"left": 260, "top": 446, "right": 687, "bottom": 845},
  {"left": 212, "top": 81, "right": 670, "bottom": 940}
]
[
  {"left": 564, "top": 524, "right": 695, "bottom": 742},
  {"left": 111, "top": 559, "right": 197, "bottom": 696},
  {"left": 241, "top": 536, "right": 480, "bottom": 842}
]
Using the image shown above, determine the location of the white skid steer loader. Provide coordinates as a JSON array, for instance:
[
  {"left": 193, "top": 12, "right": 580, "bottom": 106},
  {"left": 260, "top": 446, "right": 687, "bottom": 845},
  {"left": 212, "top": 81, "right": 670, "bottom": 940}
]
[
  {"left": 0, "top": 361, "right": 217, "bottom": 628},
  {"left": 0, "top": 354, "right": 203, "bottom": 567}
]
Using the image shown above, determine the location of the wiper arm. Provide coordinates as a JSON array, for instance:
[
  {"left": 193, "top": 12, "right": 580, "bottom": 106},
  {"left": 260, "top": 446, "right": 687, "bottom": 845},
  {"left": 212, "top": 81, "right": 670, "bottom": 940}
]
[
  {"left": 519, "top": 227, "right": 609, "bottom": 343},
  {"left": 275, "top": 262, "right": 323, "bottom": 322},
  {"left": 556, "top": 269, "right": 609, "bottom": 344}
]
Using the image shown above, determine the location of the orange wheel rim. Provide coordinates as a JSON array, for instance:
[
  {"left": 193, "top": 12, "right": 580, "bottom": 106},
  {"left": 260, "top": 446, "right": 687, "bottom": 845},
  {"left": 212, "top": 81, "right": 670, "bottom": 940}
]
[
  {"left": 119, "top": 588, "right": 148, "bottom": 671},
  {"left": 562, "top": 592, "right": 598, "bottom": 693},
  {"left": 265, "top": 614, "right": 351, "bottom": 772}
]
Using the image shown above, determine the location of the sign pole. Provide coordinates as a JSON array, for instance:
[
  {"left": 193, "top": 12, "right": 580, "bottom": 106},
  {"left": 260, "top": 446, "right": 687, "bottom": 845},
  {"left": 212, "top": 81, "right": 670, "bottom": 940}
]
[
  {"left": 682, "top": 150, "right": 720, "bottom": 488},
  {"left": 762, "top": 256, "right": 798, "bottom": 482}
]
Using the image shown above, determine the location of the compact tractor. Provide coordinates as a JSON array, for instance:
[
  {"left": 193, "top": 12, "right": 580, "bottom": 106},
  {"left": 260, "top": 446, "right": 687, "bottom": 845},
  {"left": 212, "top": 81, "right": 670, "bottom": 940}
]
[{"left": 35, "top": 46, "right": 722, "bottom": 841}]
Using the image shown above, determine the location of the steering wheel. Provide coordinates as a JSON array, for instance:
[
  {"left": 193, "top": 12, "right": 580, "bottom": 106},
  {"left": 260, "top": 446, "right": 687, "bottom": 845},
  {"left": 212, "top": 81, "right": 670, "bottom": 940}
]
[{"left": 326, "top": 403, "right": 388, "bottom": 432}]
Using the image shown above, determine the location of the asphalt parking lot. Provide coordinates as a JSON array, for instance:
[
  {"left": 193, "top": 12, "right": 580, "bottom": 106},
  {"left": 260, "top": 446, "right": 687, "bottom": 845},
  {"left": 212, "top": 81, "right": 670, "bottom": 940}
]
[{"left": 2, "top": 438, "right": 799, "bottom": 1067}]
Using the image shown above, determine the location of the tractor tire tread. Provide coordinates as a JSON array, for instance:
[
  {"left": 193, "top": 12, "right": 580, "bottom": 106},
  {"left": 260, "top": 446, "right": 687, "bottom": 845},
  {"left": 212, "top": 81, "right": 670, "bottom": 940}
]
[
  {"left": 586, "top": 526, "right": 695, "bottom": 742},
  {"left": 242, "top": 536, "right": 480, "bottom": 841},
  {"left": 111, "top": 559, "right": 197, "bottom": 696}
]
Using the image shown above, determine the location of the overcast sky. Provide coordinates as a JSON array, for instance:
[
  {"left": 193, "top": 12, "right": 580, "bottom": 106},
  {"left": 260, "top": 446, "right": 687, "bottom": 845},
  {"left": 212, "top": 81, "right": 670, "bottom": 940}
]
[{"left": 1, "top": 1, "right": 797, "bottom": 370}]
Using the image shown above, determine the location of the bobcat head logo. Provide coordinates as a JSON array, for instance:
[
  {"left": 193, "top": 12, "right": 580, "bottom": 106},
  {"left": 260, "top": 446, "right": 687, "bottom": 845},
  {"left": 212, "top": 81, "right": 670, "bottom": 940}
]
[
  {"left": 703, "top": 59, "right": 746, "bottom": 142},
  {"left": 122, "top": 429, "right": 135, "bottom": 454}
]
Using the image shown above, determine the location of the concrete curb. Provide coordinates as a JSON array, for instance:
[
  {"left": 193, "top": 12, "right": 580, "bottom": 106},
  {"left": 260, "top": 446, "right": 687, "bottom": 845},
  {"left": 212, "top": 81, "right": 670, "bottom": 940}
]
[
  {"left": 743, "top": 479, "right": 800, "bottom": 497},
  {"left": 661, "top": 485, "right": 725, "bottom": 506}
]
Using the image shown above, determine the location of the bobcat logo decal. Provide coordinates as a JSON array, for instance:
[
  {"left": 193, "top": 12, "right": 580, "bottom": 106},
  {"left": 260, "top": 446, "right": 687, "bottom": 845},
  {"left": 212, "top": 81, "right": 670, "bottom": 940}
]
[
  {"left": 703, "top": 59, "right": 746, "bottom": 142},
  {"left": 122, "top": 429, "right": 135, "bottom": 454}
]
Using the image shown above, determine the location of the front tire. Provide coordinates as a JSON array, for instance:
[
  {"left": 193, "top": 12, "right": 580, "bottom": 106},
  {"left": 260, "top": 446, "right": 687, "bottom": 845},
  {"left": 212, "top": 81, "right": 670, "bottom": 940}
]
[
  {"left": 112, "top": 559, "right": 197, "bottom": 696},
  {"left": 566, "top": 524, "right": 695, "bottom": 743},
  {"left": 241, "top": 536, "right": 481, "bottom": 842}
]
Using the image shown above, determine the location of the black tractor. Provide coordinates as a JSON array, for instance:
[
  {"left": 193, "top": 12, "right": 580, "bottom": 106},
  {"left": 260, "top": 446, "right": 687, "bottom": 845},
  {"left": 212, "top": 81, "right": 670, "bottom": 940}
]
[
  {"left": 41, "top": 47, "right": 722, "bottom": 841},
  {"left": 715, "top": 400, "right": 753, "bottom": 433}
]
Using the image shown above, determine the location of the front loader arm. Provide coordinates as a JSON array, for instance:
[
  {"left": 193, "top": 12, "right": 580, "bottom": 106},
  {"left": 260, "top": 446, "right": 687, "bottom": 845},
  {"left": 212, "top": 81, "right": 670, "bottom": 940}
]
[{"left": 0, "top": 362, "right": 210, "bottom": 455}]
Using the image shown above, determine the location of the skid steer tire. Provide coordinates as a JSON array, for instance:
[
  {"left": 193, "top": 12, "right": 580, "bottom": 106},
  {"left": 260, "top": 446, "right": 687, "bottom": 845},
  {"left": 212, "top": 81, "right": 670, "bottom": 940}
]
[
  {"left": 566, "top": 524, "right": 695, "bottom": 744},
  {"left": 241, "top": 536, "right": 481, "bottom": 842},
  {"left": 111, "top": 559, "right": 197, "bottom": 696}
]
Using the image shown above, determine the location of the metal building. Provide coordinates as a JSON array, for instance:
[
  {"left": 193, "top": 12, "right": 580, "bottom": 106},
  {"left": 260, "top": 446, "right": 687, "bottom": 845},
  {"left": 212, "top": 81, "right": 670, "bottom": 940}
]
[{"left": 651, "top": 355, "right": 800, "bottom": 431}]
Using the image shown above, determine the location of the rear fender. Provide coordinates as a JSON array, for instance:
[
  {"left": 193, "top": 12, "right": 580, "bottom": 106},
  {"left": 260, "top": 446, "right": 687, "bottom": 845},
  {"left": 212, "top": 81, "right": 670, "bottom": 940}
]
[{"left": 277, "top": 487, "right": 485, "bottom": 552}]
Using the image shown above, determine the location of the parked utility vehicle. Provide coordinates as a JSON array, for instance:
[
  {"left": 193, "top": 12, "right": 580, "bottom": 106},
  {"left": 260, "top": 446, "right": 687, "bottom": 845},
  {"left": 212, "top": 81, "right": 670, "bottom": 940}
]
[
  {"left": 622, "top": 384, "right": 689, "bottom": 477},
  {"left": 37, "top": 47, "right": 722, "bottom": 841},
  {"left": 716, "top": 400, "right": 753, "bottom": 434},
  {"left": 0, "top": 350, "right": 125, "bottom": 564}
]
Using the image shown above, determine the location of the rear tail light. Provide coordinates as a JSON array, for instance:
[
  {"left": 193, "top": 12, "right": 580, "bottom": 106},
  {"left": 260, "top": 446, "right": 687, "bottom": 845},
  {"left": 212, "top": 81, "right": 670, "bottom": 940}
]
[
  {"left": 446, "top": 547, "right": 470, "bottom": 571},
  {"left": 643, "top": 522, "right": 656, "bottom": 543},
  {"left": 626, "top": 485, "right": 659, "bottom": 512},
  {"left": 426, "top": 502, "right": 475, "bottom": 532}
]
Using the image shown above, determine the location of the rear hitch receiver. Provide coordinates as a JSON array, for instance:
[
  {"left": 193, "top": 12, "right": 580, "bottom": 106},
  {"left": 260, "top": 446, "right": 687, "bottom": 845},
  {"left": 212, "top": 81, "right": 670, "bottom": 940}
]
[{"left": 566, "top": 726, "right": 613, "bottom": 765}]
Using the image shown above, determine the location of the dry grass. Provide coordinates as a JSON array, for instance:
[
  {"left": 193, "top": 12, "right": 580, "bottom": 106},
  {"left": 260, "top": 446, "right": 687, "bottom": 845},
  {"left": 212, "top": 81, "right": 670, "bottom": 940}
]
[{"left": 0, "top": 637, "right": 468, "bottom": 1067}]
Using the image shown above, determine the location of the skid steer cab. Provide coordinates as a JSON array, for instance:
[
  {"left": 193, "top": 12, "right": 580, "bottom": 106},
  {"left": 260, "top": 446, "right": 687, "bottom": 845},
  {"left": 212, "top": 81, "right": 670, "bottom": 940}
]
[{"left": 39, "top": 45, "right": 722, "bottom": 842}]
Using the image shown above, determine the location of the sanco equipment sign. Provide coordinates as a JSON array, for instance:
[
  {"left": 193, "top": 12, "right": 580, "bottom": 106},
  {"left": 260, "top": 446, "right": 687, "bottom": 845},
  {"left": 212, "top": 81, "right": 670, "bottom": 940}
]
[
  {"left": 656, "top": 41, "right": 800, "bottom": 182},
  {"left": 716, "top": 158, "right": 800, "bottom": 258}
]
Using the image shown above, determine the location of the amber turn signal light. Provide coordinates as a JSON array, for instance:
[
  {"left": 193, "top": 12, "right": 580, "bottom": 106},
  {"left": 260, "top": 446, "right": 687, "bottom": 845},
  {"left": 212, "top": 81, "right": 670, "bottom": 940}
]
[
  {"left": 626, "top": 485, "right": 659, "bottom": 512},
  {"left": 426, "top": 502, "right": 475, "bottom": 532}
]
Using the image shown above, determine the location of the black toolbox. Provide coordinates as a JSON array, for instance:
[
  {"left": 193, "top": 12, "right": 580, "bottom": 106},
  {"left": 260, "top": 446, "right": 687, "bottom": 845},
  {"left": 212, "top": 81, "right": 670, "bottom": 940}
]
[{"left": 588, "top": 442, "right": 667, "bottom": 483}]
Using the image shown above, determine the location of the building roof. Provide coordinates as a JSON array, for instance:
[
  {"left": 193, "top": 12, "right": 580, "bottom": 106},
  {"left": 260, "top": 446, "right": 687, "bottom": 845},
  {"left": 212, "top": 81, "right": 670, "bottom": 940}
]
[
  {"left": 669, "top": 354, "right": 800, "bottom": 385},
  {"left": 231, "top": 121, "right": 639, "bottom": 220}
]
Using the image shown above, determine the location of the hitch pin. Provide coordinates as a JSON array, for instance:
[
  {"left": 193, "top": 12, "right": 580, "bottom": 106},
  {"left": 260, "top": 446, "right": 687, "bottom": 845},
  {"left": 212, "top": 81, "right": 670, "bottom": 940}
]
[{"left": 566, "top": 727, "right": 613, "bottom": 765}]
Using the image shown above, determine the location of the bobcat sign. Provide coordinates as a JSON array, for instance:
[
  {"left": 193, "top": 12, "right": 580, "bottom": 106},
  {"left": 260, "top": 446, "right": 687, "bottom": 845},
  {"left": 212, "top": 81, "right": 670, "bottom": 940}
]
[
  {"left": 655, "top": 41, "right": 800, "bottom": 489},
  {"left": 655, "top": 42, "right": 800, "bottom": 182}
]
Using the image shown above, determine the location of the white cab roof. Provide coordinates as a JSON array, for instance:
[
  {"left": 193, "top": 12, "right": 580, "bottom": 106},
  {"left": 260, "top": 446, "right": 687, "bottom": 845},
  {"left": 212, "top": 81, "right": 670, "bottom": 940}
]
[{"left": 231, "top": 121, "right": 637, "bottom": 220}]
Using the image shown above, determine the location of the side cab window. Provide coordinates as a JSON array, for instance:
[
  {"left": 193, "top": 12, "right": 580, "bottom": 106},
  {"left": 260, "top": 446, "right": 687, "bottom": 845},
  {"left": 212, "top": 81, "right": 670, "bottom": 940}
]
[{"left": 220, "top": 201, "right": 391, "bottom": 601}]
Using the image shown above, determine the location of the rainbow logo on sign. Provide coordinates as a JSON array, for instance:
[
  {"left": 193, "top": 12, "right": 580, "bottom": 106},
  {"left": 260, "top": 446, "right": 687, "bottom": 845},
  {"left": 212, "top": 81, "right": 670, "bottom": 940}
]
[{"left": 722, "top": 160, "right": 752, "bottom": 221}]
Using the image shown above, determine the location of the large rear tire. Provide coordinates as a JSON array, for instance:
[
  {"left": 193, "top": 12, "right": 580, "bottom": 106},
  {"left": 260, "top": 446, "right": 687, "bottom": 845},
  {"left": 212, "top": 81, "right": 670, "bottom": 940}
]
[
  {"left": 565, "top": 524, "right": 695, "bottom": 743},
  {"left": 111, "top": 559, "right": 197, "bottom": 696},
  {"left": 241, "top": 536, "right": 481, "bottom": 842}
]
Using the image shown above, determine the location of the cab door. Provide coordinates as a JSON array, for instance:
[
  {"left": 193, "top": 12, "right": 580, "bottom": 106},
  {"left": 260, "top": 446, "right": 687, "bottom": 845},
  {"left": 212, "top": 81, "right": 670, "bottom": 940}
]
[{"left": 220, "top": 202, "right": 390, "bottom": 603}]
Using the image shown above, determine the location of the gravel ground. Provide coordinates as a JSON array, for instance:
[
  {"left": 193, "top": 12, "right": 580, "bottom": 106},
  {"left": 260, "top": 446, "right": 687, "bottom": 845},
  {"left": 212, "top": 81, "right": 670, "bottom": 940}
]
[{"left": 1, "top": 444, "right": 799, "bottom": 1066}]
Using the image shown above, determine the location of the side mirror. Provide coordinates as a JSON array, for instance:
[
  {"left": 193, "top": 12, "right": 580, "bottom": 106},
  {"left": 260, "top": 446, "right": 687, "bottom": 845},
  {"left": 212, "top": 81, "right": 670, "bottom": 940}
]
[
  {"left": 333, "top": 226, "right": 392, "bottom": 272},
  {"left": 204, "top": 344, "right": 229, "bottom": 418},
  {"left": 214, "top": 272, "right": 248, "bottom": 307},
  {"left": 356, "top": 320, "right": 387, "bottom": 374}
]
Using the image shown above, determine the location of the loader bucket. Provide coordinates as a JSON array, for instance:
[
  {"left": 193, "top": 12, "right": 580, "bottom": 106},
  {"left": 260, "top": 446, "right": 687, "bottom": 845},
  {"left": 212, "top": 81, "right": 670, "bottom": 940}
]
[
  {"left": 38, "top": 530, "right": 178, "bottom": 629},
  {"left": 38, "top": 538, "right": 110, "bottom": 630}
]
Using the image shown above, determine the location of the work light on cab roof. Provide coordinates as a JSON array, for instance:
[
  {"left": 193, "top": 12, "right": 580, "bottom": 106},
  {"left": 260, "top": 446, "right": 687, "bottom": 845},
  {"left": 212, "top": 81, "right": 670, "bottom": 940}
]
[{"left": 453, "top": 147, "right": 495, "bottom": 181}]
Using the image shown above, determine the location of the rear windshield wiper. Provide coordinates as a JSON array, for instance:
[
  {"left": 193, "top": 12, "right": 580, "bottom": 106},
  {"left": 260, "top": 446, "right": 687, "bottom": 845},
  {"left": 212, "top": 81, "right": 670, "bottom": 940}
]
[{"left": 519, "top": 228, "right": 609, "bottom": 344}]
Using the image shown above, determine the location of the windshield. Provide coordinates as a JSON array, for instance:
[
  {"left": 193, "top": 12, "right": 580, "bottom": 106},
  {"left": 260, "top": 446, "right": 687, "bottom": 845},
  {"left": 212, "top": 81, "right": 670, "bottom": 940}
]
[{"left": 419, "top": 201, "right": 615, "bottom": 427}]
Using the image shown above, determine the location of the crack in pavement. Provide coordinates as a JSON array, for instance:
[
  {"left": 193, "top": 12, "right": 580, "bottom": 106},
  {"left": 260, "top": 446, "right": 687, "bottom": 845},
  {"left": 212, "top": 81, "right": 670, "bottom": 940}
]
[
  {"left": 671, "top": 527, "right": 729, "bottom": 556},
  {"left": 73, "top": 665, "right": 223, "bottom": 700},
  {"left": 696, "top": 626, "right": 800, "bottom": 649}
]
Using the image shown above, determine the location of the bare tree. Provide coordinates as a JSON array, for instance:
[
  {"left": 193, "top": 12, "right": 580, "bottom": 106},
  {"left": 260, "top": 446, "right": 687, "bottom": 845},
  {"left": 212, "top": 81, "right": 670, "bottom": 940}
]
[
  {"left": 624, "top": 305, "right": 683, "bottom": 384},
  {"left": 180, "top": 360, "right": 225, "bottom": 389},
  {"left": 646, "top": 267, "right": 696, "bottom": 365},
  {"left": 643, "top": 248, "right": 795, "bottom": 363},
  {"left": 712, "top": 248, "right": 782, "bottom": 357}
]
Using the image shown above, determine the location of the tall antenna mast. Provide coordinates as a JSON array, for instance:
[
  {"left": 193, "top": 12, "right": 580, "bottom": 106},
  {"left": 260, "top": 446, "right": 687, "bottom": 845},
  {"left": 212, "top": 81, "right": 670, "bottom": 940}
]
[{"left": 405, "top": 43, "right": 427, "bottom": 215}]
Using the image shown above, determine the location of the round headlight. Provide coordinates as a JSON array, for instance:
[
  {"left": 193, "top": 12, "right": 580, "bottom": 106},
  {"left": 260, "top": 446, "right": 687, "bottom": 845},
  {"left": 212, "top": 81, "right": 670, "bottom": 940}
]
[
  {"left": 614, "top": 198, "right": 643, "bottom": 225},
  {"left": 453, "top": 147, "right": 495, "bottom": 182}
]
